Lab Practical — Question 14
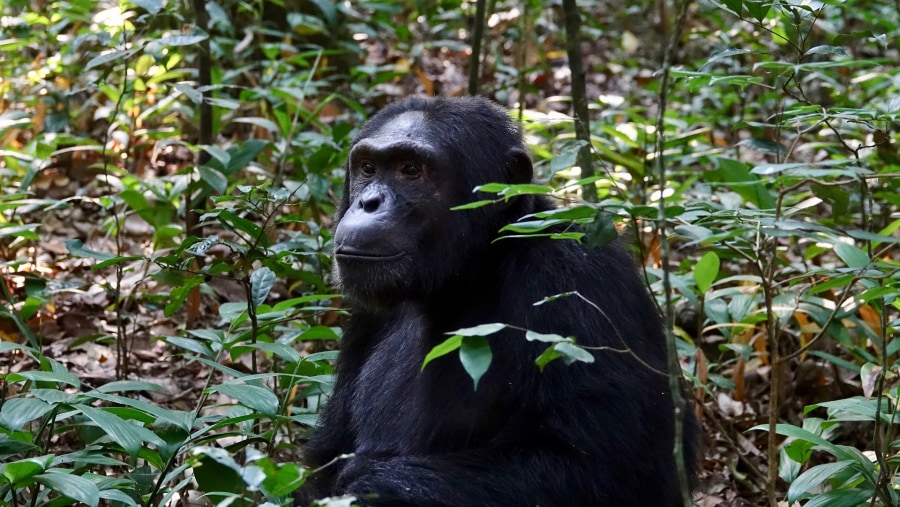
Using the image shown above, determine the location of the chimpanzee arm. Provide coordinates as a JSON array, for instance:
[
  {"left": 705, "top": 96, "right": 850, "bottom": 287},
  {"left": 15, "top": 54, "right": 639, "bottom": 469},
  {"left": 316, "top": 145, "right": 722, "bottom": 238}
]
[{"left": 335, "top": 451, "right": 609, "bottom": 507}]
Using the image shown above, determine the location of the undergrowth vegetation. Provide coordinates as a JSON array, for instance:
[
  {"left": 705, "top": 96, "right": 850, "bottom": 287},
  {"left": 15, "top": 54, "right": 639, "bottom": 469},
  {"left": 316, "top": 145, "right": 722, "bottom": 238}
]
[{"left": 0, "top": 0, "right": 898, "bottom": 505}]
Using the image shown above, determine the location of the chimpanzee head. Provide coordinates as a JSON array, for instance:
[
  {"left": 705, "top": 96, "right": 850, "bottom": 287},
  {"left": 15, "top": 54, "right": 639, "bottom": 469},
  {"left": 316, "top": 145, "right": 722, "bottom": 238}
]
[{"left": 332, "top": 96, "right": 534, "bottom": 304}]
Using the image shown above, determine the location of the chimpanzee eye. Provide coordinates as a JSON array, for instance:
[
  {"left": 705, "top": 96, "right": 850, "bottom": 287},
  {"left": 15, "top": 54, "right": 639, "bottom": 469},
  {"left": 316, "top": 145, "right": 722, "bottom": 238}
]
[
  {"left": 359, "top": 161, "right": 376, "bottom": 176},
  {"left": 400, "top": 163, "right": 421, "bottom": 178}
]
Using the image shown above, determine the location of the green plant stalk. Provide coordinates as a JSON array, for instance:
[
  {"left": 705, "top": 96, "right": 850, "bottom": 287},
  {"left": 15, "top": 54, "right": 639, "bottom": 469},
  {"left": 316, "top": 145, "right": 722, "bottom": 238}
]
[
  {"left": 561, "top": 0, "right": 597, "bottom": 203},
  {"left": 653, "top": 0, "right": 693, "bottom": 504},
  {"left": 468, "top": 0, "right": 487, "bottom": 96}
]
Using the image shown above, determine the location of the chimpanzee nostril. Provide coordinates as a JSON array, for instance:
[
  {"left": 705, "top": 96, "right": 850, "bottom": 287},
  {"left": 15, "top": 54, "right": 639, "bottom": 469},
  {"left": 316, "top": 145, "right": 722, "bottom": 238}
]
[{"left": 358, "top": 188, "right": 383, "bottom": 213}]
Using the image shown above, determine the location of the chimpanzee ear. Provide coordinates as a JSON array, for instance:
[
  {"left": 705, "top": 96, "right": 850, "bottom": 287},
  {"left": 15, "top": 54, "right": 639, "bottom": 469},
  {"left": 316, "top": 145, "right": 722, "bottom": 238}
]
[{"left": 506, "top": 148, "right": 533, "bottom": 185}]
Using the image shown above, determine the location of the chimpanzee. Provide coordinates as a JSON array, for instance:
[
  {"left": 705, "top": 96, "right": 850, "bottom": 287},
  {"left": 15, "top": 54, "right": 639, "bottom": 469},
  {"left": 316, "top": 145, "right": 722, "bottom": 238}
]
[{"left": 295, "top": 96, "right": 698, "bottom": 507}]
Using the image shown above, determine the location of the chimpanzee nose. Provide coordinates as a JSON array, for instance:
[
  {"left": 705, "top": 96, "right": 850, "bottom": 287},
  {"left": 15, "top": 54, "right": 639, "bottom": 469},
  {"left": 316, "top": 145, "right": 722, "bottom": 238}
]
[{"left": 358, "top": 187, "right": 387, "bottom": 213}]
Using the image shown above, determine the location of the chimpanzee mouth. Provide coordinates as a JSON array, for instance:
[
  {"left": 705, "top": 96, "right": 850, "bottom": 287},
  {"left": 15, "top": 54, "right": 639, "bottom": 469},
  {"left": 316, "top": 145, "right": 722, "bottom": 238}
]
[{"left": 335, "top": 248, "right": 405, "bottom": 260}]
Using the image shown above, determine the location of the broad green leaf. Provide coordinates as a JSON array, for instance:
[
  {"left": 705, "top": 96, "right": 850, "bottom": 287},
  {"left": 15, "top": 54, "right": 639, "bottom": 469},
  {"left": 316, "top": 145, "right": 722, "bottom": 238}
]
[
  {"left": 156, "top": 34, "right": 208, "bottom": 47},
  {"left": 709, "top": 158, "right": 775, "bottom": 209},
  {"left": 833, "top": 243, "right": 869, "bottom": 268},
  {"left": 832, "top": 30, "right": 876, "bottom": 45},
  {"left": 0, "top": 223, "right": 39, "bottom": 240},
  {"left": 554, "top": 342, "right": 595, "bottom": 366},
  {"left": 460, "top": 336, "right": 492, "bottom": 390},
  {"left": 535, "top": 346, "right": 562, "bottom": 372},
  {"left": 211, "top": 383, "right": 279, "bottom": 416},
  {"left": 749, "top": 423, "right": 862, "bottom": 463},
  {"left": 35, "top": 472, "right": 100, "bottom": 507},
  {"left": 533, "top": 206, "right": 597, "bottom": 220},
  {"left": 584, "top": 212, "right": 617, "bottom": 249},
  {"left": 847, "top": 228, "right": 900, "bottom": 245},
  {"left": 0, "top": 398, "right": 53, "bottom": 431},
  {"left": 787, "top": 461, "right": 853, "bottom": 503},
  {"left": 694, "top": 251, "right": 720, "bottom": 294},
  {"left": 722, "top": 0, "right": 742, "bottom": 15},
  {"left": 164, "top": 336, "right": 214, "bottom": 357},
  {"left": 95, "top": 381, "right": 165, "bottom": 394},
  {"left": 84, "top": 48, "right": 139, "bottom": 71},
  {"left": 744, "top": 0, "right": 771, "bottom": 22},
  {"left": 64, "top": 239, "right": 114, "bottom": 261},
  {"left": 259, "top": 459, "right": 304, "bottom": 497},
  {"left": 219, "top": 211, "right": 263, "bottom": 237},
  {"left": 133, "top": 0, "right": 164, "bottom": 15},
  {"left": 78, "top": 405, "right": 166, "bottom": 458},
  {"left": 192, "top": 446, "right": 243, "bottom": 497},
  {"left": 449, "top": 323, "right": 506, "bottom": 337},
  {"left": 250, "top": 267, "right": 276, "bottom": 308},
  {"left": 802, "top": 489, "right": 875, "bottom": 507},
  {"left": 225, "top": 139, "right": 269, "bottom": 173},
  {"left": 6, "top": 370, "right": 80, "bottom": 388},
  {"left": 451, "top": 199, "right": 497, "bottom": 210},
  {"left": 198, "top": 166, "right": 228, "bottom": 194},
  {"left": 476, "top": 183, "right": 552, "bottom": 195},
  {"left": 173, "top": 82, "right": 202, "bottom": 104},
  {"left": 99, "top": 489, "right": 139, "bottom": 505},
  {"left": 422, "top": 335, "right": 463, "bottom": 370},
  {"left": 525, "top": 331, "right": 569, "bottom": 343},
  {"left": 232, "top": 117, "right": 279, "bottom": 134},
  {"left": 2, "top": 456, "right": 51, "bottom": 484},
  {"left": 804, "top": 45, "right": 847, "bottom": 57}
]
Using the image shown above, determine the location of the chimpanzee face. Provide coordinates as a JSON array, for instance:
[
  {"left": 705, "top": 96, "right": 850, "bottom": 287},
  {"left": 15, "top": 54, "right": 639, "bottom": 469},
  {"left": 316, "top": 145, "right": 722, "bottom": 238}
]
[{"left": 332, "top": 100, "right": 533, "bottom": 304}]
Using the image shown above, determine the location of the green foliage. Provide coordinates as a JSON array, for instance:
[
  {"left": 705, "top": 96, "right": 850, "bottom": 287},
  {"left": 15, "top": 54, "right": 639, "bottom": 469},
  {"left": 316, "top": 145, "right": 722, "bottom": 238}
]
[{"left": 1, "top": 0, "right": 899, "bottom": 504}]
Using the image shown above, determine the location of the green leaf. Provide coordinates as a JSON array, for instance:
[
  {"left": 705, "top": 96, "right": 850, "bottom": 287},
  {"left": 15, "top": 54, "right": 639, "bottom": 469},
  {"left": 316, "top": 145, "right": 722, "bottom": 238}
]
[
  {"left": 198, "top": 165, "right": 228, "bottom": 194},
  {"left": 525, "top": 331, "right": 569, "bottom": 343},
  {"left": 722, "top": 0, "right": 742, "bottom": 15},
  {"left": 749, "top": 423, "right": 863, "bottom": 463},
  {"left": 211, "top": 383, "right": 279, "bottom": 416},
  {"left": 133, "top": 0, "right": 164, "bottom": 15},
  {"left": 6, "top": 370, "right": 80, "bottom": 388},
  {"left": 84, "top": 48, "right": 139, "bottom": 71},
  {"left": 219, "top": 211, "right": 263, "bottom": 238},
  {"left": 35, "top": 472, "right": 100, "bottom": 507},
  {"left": 94, "top": 381, "right": 165, "bottom": 394},
  {"left": 740, "top": 138, "right": 786, "bottom": 155},
  {"left": 694, "top": 251, "right": 720, "bottom": 294},
  {"left": 787, "top": 461, "right": 852, "bottom": 503},
  {"left": 535, "top": 346, "right": 562, "bottom": 372},
  {"left": 2, "top": 456, "right": 50, "bottom": 484},
  {"left": 225, "top": 139, "right": 269, "bottom": 173},
  {"left": 584, "top": 212, "right": 617, "bottom": 249},
  {"left": 449, "top": 323, "right": 506, "bottom": 337},
  {"left": 259, "top": 459, "right": 304, "bottom": 497},
  {"left": 744, "top": 0, "right": 771, "bottom": 22},
  {"left": 833, "top": 243, "right": 869, "bottom": 268},
  {"left": 422, "top": 335, "right": 463, "bottom": 370},
  {"left": 710, "top": 157, "right": 776, "bottom": 209},
  {"left": 451, "top": 199, "right": 497, "bottom": 211},
  {"left": 459, "top": 336, "right": 492, "bottom": 390},
  {"left": 802, "top": 489, "right": 875, "bottom": 507},
  {"left": 832, "top": 30, "right": 876, "bottom": 45},
  {"left": 804, "top": 45, "right": 847, "bottom": 57},
  {"left": 847, "top": 228, "right": 900, "bottom": 245},
  {"left": 250, "top": 267, "right": 276, "bottom": 309},
  {"left": 64, "top": 239, "right": 114, "bottom": 261},
  {"left": 156, "top": 34, "right": 208, "bottom": 47},
  {"left": 0, "top": 223, "right": 39, "bottom": 240},
  {"left": 476, "top": 183, "right": 552, "bottom": 196},
  {"left": 554, "top": 342, "right": 595, "bottom": 366},
  {"left": 0, "top": 398, "right": 53, "bottom": 431},
  {"left": 78, "top": 405, "right": 166, "bottom": 458}
]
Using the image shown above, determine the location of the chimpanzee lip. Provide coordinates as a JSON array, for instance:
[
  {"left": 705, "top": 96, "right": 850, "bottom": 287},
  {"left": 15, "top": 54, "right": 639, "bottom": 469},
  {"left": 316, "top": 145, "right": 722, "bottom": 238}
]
[{"left": 335, "top": 248, "right": 404, "bottom": 260}]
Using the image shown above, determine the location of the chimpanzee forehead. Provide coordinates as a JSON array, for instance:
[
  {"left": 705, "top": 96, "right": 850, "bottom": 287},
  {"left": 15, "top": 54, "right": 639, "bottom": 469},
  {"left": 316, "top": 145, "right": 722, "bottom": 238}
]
[{"left": 366, "top": 110, "right": 429, "bottom": 144}]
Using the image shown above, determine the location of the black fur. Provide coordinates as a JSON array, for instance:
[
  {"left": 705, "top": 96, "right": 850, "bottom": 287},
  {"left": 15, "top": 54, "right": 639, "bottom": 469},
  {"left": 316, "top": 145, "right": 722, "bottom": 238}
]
[{"left": 296, "top": 96, "right": 698, "bottom": 507}]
